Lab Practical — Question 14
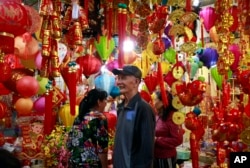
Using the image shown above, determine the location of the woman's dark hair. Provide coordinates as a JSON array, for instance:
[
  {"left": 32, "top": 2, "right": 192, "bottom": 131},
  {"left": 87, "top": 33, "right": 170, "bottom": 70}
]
[
  {"left": 78, "top": 88, "right": 108, "bottom": 120},
  {"left": 155, "top": 90, "right": 176, "bottom": 121}
]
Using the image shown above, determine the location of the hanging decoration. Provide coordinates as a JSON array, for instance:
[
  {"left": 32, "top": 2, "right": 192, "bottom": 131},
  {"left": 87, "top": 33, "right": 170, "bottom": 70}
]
[
  {"left": 94, "top": 36, "right": 115, "bottom": 62},
  {"left": 0, "top": 0, "right": 31, "bottom": 54}
]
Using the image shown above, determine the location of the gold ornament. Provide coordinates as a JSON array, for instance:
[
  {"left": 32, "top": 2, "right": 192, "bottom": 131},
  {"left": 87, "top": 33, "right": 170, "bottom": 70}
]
[
  {"left": 168, "top": 9, "right": 185, "bottom": 24},
  {"left": 180, "top": 12, "right": 198, "bottom": 23},
  {"left": 180, "top": 41, "right": 197, "bottom": 56},
  {"left": 169, "top": 24, "right": 185, "bottom": 37},
  {"left": 172, "top": 111, "right": 185, "bottom": 125}
]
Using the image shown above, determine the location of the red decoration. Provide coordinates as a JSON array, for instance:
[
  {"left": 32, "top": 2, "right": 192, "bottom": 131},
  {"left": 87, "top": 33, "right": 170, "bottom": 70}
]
[
  {"left": 3, "top": 68, "right": 35, "bottom": 93},
  {"left": 140, "top": 90, "right": 152, "bottom": 103},
  {"left": 76, "top": 54, "right": 102, "bottom": 77},
  {"left": 0, "top": 1, "right": 31, "bottom": 54},
  {"left": 0, "top": 101, "right": 8, "bottom": 119},
  {"left": 152, "top": 38, "right": 165, "bottom": 55},
  {"left": 61, "top": 62, "right": 81, "bottom": 116},
  {"left": 0, "top": 54, "right": 12, "bottom": 83},
  {"left": 103, "top": 112, "right": 117, "bottom": 131},
  {"left": 176, "top": 80, "right": 206, "bottom": 106},
  {"left": 190, "top": 132, "right": 199, "bottom": 168},
  {"left": 0, "top": 83, "right": 11, "bottom": 95},
  {"left": 144, "top": 73, "right": 158, "bottom": 94},
  {"left": 16, "top": 76, "right": 39, "bottom": 97},
  {"left": 157, "top": 62, "right": 168, "bottom": 107},
  {"left": 44, "top": 90, "right": 53, "bottom": 135},
  {"left": 229, "top": 5, "right": 239, "bottom": 32}
]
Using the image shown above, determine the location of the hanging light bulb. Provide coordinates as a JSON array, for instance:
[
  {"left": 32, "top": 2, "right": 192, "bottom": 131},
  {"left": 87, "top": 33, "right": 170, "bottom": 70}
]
[
  {"left": 123, "top": 38, "right": 135, "bottom": 52},
  {"left": 193, "top": 0, "right": 200, "bottom": 7}
]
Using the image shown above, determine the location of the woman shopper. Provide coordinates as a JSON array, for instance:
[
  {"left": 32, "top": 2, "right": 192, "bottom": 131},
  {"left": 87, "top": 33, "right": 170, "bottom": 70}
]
[
  {"left": 67, "top": 88, "right": 109, "bottom": 168},
  {"left": 153, "top": 90, "right": 184, "bottom": 168}
]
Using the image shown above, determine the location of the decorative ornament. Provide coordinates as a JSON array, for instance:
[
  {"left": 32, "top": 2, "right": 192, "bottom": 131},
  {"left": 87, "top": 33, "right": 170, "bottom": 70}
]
[
  {"left": 95, "top": 36, "right": 115, "bottom": 61},
  {"left": 172, "top": 112, "right": 185, "bottom": 125}
]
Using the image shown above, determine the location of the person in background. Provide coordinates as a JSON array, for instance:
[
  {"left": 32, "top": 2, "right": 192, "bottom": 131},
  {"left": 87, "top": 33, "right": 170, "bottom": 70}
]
[
  {"left": 67, "top": 88, "right": 109, "bottom": 168},
  {"left": 153, "top": 90, "right": 184, "bottom": 168},
  {"left": 0, "top": 148, "right": 22, "bottom": 168},
  {"left": 112, "top": 65, "right": 156, "bottom": 168}
]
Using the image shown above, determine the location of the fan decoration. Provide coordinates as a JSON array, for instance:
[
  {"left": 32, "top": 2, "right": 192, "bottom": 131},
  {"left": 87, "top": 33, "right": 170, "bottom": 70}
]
[{"left": 94, "top": 36, "right": 115, "bottom": 62}]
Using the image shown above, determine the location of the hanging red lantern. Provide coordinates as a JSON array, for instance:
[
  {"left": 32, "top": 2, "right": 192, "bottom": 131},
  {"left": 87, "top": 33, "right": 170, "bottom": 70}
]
[
  {"left": 103, "top": 112, "right": 117, "bottom": 131},
  {"left": 144, "top": 73, "right": 158, "bottom": 94},
  {"left": 61, "top": 61, "right": 81, "bottom": 116},
  {"left": 152, "top": 38, "right": 165, "bottom": 55},
  {"left": 76, "top": 54, "right": 102, "bottom": 78},
  {"left": 3, "top": 68, "right": 34, "bottom": 93},
  {"left": 0, "top": 1, "right": 30, "bottom": 54}
]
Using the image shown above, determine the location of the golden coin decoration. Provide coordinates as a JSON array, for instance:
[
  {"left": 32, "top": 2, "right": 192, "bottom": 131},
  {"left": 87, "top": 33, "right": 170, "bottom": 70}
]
[
  {"left": 172, "top": 66, "right": 185, "bottom": 80},
  {"left": 172, "top": 96, "right": 184, "bottom": 110},
  {"left": 169, "top": 24, "right": 186, "bottom": 37},
  {"left": 172, "top": 111, "right": 185, "bottom": 125}
]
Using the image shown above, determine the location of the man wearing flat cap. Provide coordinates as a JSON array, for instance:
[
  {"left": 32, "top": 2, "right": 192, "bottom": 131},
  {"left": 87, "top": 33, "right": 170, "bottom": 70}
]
[{"left": 112, "top": 65, "right": 156, "bottom": 168}]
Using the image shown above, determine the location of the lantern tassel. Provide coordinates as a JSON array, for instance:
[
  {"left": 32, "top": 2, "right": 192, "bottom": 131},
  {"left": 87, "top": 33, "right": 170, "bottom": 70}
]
[
  {"left": 44, "top": 90, "right": 53, "bottom": 135},
  {"left": 68, "top": 68, "right": 77, "bottom": 116}
]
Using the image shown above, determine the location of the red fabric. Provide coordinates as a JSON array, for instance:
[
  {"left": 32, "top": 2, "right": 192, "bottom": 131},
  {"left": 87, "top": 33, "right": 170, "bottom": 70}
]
[{"left": 154, "top": 111, "right": 184, "bottom": 158}]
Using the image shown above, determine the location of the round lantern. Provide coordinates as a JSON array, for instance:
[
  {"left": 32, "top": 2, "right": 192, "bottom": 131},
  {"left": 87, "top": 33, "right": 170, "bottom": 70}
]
[
  {"left": 33, "top": 96, "right": 45, "bottom": 114},
  {"left": 15, "top": 97, "right": 33, "bottom": 116},
  {"left": 0, "top": 1, "right": 30, "bottom": 54},
  {"left": 95, "top": 73, "right": 116, "bottom": 95},
  {"left": 152, "top": 38, "right": 165, "bottom": 55},
  {"left": 59, "top": 104, "right": 79, "bottom": 127},
  {"left": 106, "top": 59, "right": 119, "bottom": 72},
  {"left": 103, "top": 112, "right": 117, "bottom": 131},
  {"left": 76, "top": 54, "right": 102, "bottom": 77},
  {"left": 3, "top": 68, "right": 35, "bottom": 93},
  {"left": 16, "top": 76, "right": 39, "bottom": 97}
]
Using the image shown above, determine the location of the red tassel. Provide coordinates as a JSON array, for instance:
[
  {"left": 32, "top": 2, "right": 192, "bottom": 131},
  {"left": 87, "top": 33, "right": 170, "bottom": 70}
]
[
  {"left": 157, "top": 62, "right": 168, "bottom": 107},
  {"left": 118, "top": 7, "right": 124, "bottom": 67},
  {"left": 190, "top": 132, "right": 199, "bottom": 168},
  {"left": 44, "top": 90, "right": 53, "bottom": 135},
  {"left": 68, "top": 70, "right": 77, "bottom": 116},
  {"left": 108, "top": 1, "right": 113, "bottom": 38},
  {"left": 186, "top": 0, "right": 191, "bottom": 12}
]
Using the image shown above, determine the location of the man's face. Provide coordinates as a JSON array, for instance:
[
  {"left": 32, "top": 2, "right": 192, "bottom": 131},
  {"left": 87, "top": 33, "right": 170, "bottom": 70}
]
[{"left": 116, "top": 74, "right": 139, "bottom": 94}]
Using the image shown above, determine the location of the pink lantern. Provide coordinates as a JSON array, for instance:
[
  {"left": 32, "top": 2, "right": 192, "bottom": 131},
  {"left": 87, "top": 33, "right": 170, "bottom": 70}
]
[
  {"left": 33, "top": 96, "right": 45, "bottom": 114},
  {"left": 229, "top": 44, "right": 242, "bottom": 72},
  {"left": 106, "top": 59, "right": 119, "bottom": 72},
  {"left": 199, "top": 7, "right": 218, "bottom": 32},
  {"left": 35, "top": 51, "right": 42, "bottom": 70}
]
